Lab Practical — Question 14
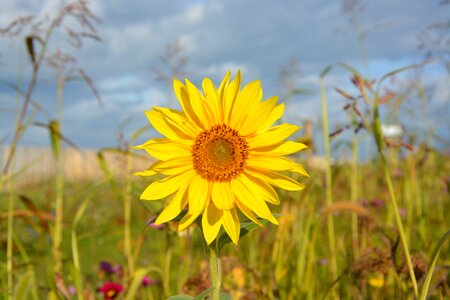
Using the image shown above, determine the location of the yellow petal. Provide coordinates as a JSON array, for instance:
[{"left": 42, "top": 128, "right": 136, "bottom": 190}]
[
  {"left": 246, "top": 168, "right": 304, "bottom": 191},
  {"left": 218, "top": 71, "right": 231, "bottom": 96},
  {"left": 239, "top": 96, "right": 278, "bottom": 136},
  {"left": 178, "top": 177, "right": 210, "bottom": 231},
  {"left": 211, "top": 182, "right": 234, "bottom": 210},
  {"left": 223, "top": 71, "right": 241, "bottom": 123},
  {"left": 202, "top": 78, "right": 221, "bottom": 125},
  {"left": 238, "top": 172, "right": 279, "bottom": 205},
  {"left": 150, "top": 157, "right": 192, "bottom": 176},
  {"left": 136, "top": 138, "right": 192, "bottom": 161},
  {"left": 134, "top": 169, "right": 157, "bottom": 177},
  {"left": 140, "top": 171, "right": 195, "bottom": 200},
  {"left": 252, "top": 141, "right": 308, "bottom": 156},
  {"left": 145, "top": 109, "right": 191, "bottom": 141},
  {"left": 222, "top": 208, "right": 240, "bottom": 245},
  {"left": 185, "top": 79, "right": 213, "bottom": 128},
  {"left": 154, "top": 107, "right": 200, "bottom": 138},
  {"left": 173, "top": 79, "right": 206, "bottom": 131},
  {"left": 230, "top": 176, "right": 278, "bottom": 224},
  {"left": 248, "top": 123, "right": 300, "bottom": 149},
  {"left": 230, "top": 80, "right": 262, "bottom": 129},
  {"left": 257, "top": 103, "right": 285, "bottom": 132},
  {"left": 235, "top": 198, "right": 263, "bottom": 226},
  {"left": 202, "top": 201, "right": 223, "bottom": 245},
  {"left": 247, "top": 155, "right": 309, "bottom": 177},
  {"left": 216, "top": 71, "right": 230, "bottom": 124},
  {"left": 155, "top": 185, "right": 189, "bottom": 224},
  {"left": 243, "top": 172, "right": 280, "bottom": 205}
]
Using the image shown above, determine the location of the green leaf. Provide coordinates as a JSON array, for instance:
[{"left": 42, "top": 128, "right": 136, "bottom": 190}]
[
  {"left": 193, "top": 288, "right": 212, "bottom": 300},
  {"left": 96, "top": 151, "right": 114, "bottom": 180},
  {"left": 320, "top": 65, "right": 333, "bottom": 78},
  {"left": 169, "top": 209, "right": 189, "bottom": 222},
  {"left": 376, "top": 64, "right": 422, "bottom": 96},
  {"left": 420, "top": 229, "right": 450, "bottom": 300},
  {"left": 167, "top": 295, "right": 194, "bottom": 300}
]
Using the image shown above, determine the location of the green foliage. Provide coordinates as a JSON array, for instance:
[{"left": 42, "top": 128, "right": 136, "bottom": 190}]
[
  {"left": 14, "top": 271, "right": 33, "bottom": 300},
  {"left": 1, "top": 151, "right": 448, "bottom": 299}
]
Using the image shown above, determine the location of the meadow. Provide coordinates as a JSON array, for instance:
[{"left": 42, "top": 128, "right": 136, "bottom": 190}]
[
  {"left": 1, "top": 1, "right": 449, "bottom": 300},
  {"left": 1, "top": 135, "right": 449, "bottom": 299}
]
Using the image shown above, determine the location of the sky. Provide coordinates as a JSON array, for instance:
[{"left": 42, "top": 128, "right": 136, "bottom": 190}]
[{"left": 0, "top": 0, "right": 449, "bottom": 158}]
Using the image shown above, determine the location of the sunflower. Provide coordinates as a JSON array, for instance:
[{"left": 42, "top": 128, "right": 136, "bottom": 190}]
[{"left": 136, "top": 71, "right": 308, "bottom": 244}]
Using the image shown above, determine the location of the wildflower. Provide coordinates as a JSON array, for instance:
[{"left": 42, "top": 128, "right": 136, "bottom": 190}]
[
  {"left": 370, "top": 198, "right": 384, "bottom": 208},
  {"left": 137, "top": 71, "right": 308, "bottom": 244},
  {"left": 97, "top": 282, "right": 123, "bottom": 299},
  {"left": 232, "top": 266, "right": 246, "bottom": 289},
  {"left": 368, "top": 272, "right": 385, "bottom": 288},
  {"left": 98, "top": 261, "right": 114, "bottom": 278},
  {"left": 112, "top": 264, "right": 123, "bottom": 278},
  {"left": 141, "top": 275, "right": 158, "bottom": 287},
  {"left": 67, "top": 286, "right": 77, "bottom": 295}
]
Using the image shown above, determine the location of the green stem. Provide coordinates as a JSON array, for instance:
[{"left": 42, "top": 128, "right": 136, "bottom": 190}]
[
  {"left": 124, "top": 144, "right": 134, "bottom": 278},
  {"left": 320, "top": 78, "right": 338, "bottom": 282},
  {"left": 380, "top": 154, "right": 418, "bottom": 296},
  {"left": 373, "top": 77, "right": 419, "bottom": 297},
  {"left": 53, "top": 165, "right": 63, "bottom": 273},
  {"left": 162, "top": 231, "right": 172, "bottom": 298},
  {"left": 53, "top": 76, "right": 64, "bottom": 274},
  {"left": 6, "top": 47, "right": 25, "bottom": 299},
  {"left": 7, "top": 179, "right": 14, "bottom": 299},
  {"left": 351, "top": 137, "right": 360, "bottom": 260},
  {"left": 209, "top": 242, "right": 222, "bottom": 300}
]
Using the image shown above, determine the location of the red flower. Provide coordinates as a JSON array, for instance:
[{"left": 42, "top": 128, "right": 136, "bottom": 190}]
[{"left": 97, "top": 282, "right": 123, "bottom": 299}]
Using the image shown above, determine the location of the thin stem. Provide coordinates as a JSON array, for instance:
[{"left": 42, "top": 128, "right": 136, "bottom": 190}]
[
  {"left": 380, "top": 154, "right": 419, "bottom": 296},
  {"left": 2, "top": 24, "right": 53, "bottom": 179},
  {"left": 7, "top": 179, "right": 14, "bottom": 300},
  {"left": 372, "top": 82, "right": 419, "bottom": 297},
  {"left": 162, "top": 238, "right": 172, "bottom": 298},
  {"left": 124, "top": 144, "right": 134, "bottom": 278},
  {"left": 320, "top": 78, "right": 338, "bottom": 283},
  {"left": 53, "top": 76, "right": 64, "bottom": 274},
  {"left": 6, "top": 46, "right": 25, "bottom": 299},
  {"left": 351, "top": 137, "right": 360, "bottom": 260},
  {"left": 209, "top": 241, "right": 222, "bottom": 300}
]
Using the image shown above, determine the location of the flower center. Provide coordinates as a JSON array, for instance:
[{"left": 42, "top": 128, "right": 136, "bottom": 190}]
[
  {"left": 106, "top": 290, "right": 117, "bottom": 298},
  {"left": 192, "top": 124, "right": 249, "bottom": 182}
]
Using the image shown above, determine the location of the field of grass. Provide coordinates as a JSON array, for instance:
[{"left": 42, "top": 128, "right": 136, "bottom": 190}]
[{"left": 1, "top": 143, "right": 449, "bottom": 299}]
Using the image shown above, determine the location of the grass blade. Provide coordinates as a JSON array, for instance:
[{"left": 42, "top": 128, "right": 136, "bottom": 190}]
[
  {"left": 420, "top": 229, "right": 450, "bottom": 300},
  {"left": 14, "top": 271, "right": 33, "bottom": 300}
]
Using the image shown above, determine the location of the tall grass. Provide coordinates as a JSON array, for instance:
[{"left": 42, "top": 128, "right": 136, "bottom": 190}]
[{"left": 1, "top": 136, "right": 448, "bottom": 299}]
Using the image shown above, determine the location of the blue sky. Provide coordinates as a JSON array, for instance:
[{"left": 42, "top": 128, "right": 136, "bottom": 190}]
[{"left": 0, "top": 0, "right": 448, "bottom": 157}]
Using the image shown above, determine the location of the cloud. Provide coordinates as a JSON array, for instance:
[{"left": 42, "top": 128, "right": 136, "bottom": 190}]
[{"left": 0, "top": 0, "right": 448, "bottom": 151}]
